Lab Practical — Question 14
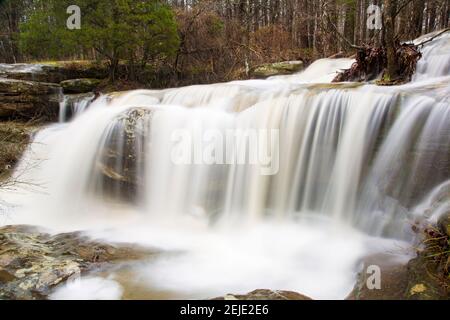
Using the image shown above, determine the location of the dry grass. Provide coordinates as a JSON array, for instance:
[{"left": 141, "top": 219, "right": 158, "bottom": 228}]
[
  {"left": 0, "top": 121, "right": 35, "bottom": 182},
  {"left": 420, "top": 224, "right": 450, "bottom": 292}
]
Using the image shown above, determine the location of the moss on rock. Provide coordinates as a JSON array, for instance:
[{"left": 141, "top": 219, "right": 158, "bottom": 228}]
[
  {"left": 60, "top": 78, "right": 102, "bottom": 94},
  {"left": 251, "top": 61, "right": 304, "bottom": 78}
]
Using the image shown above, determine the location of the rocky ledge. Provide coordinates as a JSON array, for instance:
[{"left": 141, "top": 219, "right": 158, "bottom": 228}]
[
  {"left": 251, "top": 61, "right": 304, "bottom": 78},
  {"left": 213, "top": 289, "right": 312, "bottom": 300},
  {"left": 0, "top": 62, "right": 107, "bottom": 84},
  {"left": 0, "top": 225, "right": 155, "bottom": 300},
  {"left": 61, "top": 78, "right": 102, "bottom": 94},
  {"left": 348, "top": 213, "right": 450, "bottom": 300},
  {"left": 0, "top": 79, "right": 61, "bottom": 121}
]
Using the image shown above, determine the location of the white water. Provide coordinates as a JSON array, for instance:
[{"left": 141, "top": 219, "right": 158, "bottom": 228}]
[
  {"left": 59, "top": 93, "right": 96, "bottom": 122},
  {"left": 0, "top": 63, "right": 45, "bottom": 75},
  {"left": 1, "top": 32, "right": 450, "bottom": 300}
]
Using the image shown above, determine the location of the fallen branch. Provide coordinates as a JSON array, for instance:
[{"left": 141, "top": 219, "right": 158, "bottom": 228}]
[{"left": 416, "top": 28, "right": 450, "bottom": 47}]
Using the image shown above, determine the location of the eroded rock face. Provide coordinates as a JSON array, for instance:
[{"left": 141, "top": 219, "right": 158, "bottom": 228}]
[
  {"left": 251, "top": 61, "right": 304, "bottom": 78},
  {"left": 61, "top": 78, "right": 102, "bottom": 94},
  {"left": 347, "top": 253, "right": 411, "bottom": 300},
  {"left": 213, "top": 289, "right": 312, "bottom": 300},
  {"left": 93, "top": 108, "right": 153, "bottom": 201},
  {"left": 0, "top": 225, "right": 155, "bottom": 300},
  {"left": 0, "top": 79, "right": 61, "bottom": 121},
  {"left": 348, "top": 235, "right": 449, "bottom": 300},
  {"left": 0, "top": 63, "right": 107, "bottom": 84}
]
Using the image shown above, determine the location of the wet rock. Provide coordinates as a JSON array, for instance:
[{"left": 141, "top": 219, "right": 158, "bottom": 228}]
[
  {"left": 0, "top": 225, "right": 155, "bottom": 300},
  {"left": 348, "top": 249, "right": 449, "bottom": 300},
  {"left": 94, "top": 108, "right": 153, "bottom": 201},
  {"left": 438, "top": 212, "right": 450, "bottom": 237},
  {"left": 405, "top": 254, "right": 449, "bottom": 300},
  {"left": 347, "top": 253, "right": 411, "bottom": 300},
  {"left": 61, "top": 78, "right": 102, "bottom": 94},
  {"left": 0, "top": 79, "right": 60, "bottom": 121},
  {"left": 251, "top": 61, "right": 304, "bottom": 78},
  {"left": 0, "top": 62, "right": 108, "bottom": 84},
  {"left": 59, "top": 93, "right": 95, "bottom": 122},
  {"left": 213, "top": 289, "right": 312, "bottom": 300}
]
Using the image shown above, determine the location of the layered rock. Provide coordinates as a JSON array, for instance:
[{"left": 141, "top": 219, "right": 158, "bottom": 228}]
[
  {"left": 0, "top": 225, "right": 155, "bottom": 300},
  {"left": 0, "top": 62, "right": 108, "bottom": 84},
  {"left": 61, "top": 78, "right": 102, "bottom": 94},
  {"left": 0, "top": 79, "right": 61, "bottom": 121},
  {"left": 213, "top": 289, "right": 312, "bottom": 300},
  {"left": 251, "top": 61, "right": 304, "bottom": 78}
]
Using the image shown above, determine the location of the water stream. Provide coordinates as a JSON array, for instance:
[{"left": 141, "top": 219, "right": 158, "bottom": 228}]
[{"left": 1, "top": 32, "right": 449, "bottom": 300}]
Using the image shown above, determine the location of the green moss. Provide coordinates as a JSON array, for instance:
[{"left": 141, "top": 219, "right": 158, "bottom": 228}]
[{"left": 60, "top": 78, "right": 102, "bottom": 94}]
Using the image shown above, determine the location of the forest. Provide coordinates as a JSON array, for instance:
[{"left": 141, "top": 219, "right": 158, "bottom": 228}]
[
  {"left": 1, "top": 0, "right": 448, "bottom": 86},
  {"left": 0, "top": 0, "right": 449, "bottom": 303}
]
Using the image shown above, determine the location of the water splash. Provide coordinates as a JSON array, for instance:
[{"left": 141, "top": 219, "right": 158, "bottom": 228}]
[{"left": 2, "top": 32, "right": 449, "bottom": 299}]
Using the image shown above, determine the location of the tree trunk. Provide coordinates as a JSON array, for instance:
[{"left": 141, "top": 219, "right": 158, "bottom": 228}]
[
  {"left": 383, "top": 0, "right": 399, "bottom": 80},
  {"left": 410, "top": 0, "right": 425, "bottom": 39}
]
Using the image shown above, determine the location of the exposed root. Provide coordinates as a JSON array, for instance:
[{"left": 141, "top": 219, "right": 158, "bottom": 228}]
[{"left": 333, "top": 43, "right": 422, "bottom": 85}]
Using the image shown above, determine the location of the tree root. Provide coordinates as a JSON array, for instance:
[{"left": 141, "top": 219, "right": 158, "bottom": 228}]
[{"left": 333, "top": 43, "right": 422, "bottom": 85}]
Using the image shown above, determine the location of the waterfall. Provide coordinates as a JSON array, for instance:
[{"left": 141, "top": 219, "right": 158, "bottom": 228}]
[
  {"left": 413, "top": 31, "right": 450, "bottom": 81},
  {"left": 59, "top": 93, "right": 96, "bottom": 122},
  {"left": 2, "top": 32, "right": 449, "bottom": 299}
]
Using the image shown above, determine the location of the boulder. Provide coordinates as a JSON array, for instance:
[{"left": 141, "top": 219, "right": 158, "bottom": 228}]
[
  {"left": 213, "top": 289, "right": 312, "bottom": 300},
  {"left": 0, "top": 62, "right": 108, "bottom": 84},
  {"left": 94, "top": 108, "right": 153, "bottom": 201},
  {"left": 61, "top": 78, "right": 102, "bottom": 94},
  {"left": 347, "top": 253, "right": 410, "bottom": 300},
  {"left": 0, "top": 79, "right": 61, "bottom": 121},
  {"left": 348, "top": 249, "right": 449, "bottom": 300},
  {"left": 0, "top": 225, "right": 155, "bottom": 300},
  {"left": 251, "top": 61, "right": 304, "bottom": 78}
]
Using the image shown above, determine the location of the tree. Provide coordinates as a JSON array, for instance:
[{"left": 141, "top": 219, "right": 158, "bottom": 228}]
[
  {"left": 382, "top": 0, "right": 399, "bottom": 80},
  {"left": 0, "top": 0, "right": 33, "bottom": 63},
  {"left": 19, "top": 0, "right": 180, "bottom": 81}
]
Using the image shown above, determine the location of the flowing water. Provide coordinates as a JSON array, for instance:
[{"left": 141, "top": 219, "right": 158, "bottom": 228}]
[
  {"left": 1, "top": 33, "right": 450, "bottom": 300},
  {"left": 59, "top": 93, "right": 95, "bottom": 122}
]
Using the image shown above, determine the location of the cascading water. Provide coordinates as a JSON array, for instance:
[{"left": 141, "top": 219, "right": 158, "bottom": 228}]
[
  {"left": 1, "top": 33, "right": 450, "bottom": 300},
  {"left": 59, "top": 93, "right": 96, "bottom": 122}
]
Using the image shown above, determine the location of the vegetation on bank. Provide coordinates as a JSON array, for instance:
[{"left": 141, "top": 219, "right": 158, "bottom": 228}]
[
  {"left": 1, "top": 0, "right": 449, "bottom": 87},
  {"left": 0, "top": 121, "right": 35, "bottom": 181}
]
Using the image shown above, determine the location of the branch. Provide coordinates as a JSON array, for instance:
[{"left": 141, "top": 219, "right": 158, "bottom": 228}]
[
  {"left": 323, "top": 11, "right": 364, "bottom": 50},
  {"left": 416, "top": 28, "right": 450, "bottom": 47},
  {"left": 394, "top": 0, "right": 415, "bottom": 17}
]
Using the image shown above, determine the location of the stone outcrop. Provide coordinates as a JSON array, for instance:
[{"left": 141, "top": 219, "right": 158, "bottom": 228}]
[
  {"left": 95, "top": 108, "right": 153, "bottom": 201},
  {"left": 0, "top": 79, "right": 61, "bottom": 121},
  {"left": 348, "top": 222, "right": 450, "bottom": 300},
  {"left": 251, "top": 61, "right": 304, "bottom": 78},
  {"left": 0, "top": 62, "right": 108, "bottom": 84},
  {"left": 61, "top": 78, "right": 102, "bottom": 94},
  {"left": 0, "top": 225, "right": 155, "bottom": 300},
  {"left": 346, "top": 253, "right": 411, "bottom": 300},
  {"left": 213, "top": 289, "right": 312, "bottom": 300}
]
